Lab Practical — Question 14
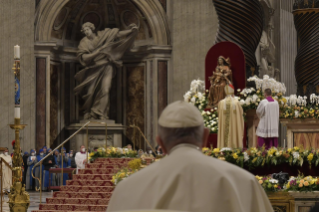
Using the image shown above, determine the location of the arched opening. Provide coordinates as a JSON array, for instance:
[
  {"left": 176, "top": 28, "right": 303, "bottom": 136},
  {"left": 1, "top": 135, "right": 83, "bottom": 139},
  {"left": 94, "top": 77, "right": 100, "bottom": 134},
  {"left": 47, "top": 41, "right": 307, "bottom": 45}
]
[{"left": 34, "top": 0, "right": 171, "bottom": 151}]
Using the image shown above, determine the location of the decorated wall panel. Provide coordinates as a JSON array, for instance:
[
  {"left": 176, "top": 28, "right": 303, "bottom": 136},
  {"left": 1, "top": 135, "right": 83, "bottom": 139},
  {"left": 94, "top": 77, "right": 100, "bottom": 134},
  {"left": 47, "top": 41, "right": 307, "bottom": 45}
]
[{"left": 294, "top": 132, "right": 319, "bottom": 149}]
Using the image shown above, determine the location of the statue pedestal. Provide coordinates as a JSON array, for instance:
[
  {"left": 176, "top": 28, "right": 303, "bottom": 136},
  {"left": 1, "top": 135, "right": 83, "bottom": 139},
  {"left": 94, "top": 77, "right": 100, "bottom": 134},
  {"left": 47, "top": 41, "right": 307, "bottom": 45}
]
[
  {"left": 66, "top": 121, "right": 125, "bottom": 151},
  {"left": 280, "top": 118, "right": 319, "bottom": 148}
]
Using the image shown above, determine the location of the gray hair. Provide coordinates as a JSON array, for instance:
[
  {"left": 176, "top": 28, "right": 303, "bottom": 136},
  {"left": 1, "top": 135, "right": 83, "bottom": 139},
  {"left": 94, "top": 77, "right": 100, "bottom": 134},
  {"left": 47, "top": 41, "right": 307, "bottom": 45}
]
[
  {"left": 158, "top": 125, "right": 204, "bottom": 148},
  {"left": 81, "top": 22, "right": 95, "bottom": 33}
]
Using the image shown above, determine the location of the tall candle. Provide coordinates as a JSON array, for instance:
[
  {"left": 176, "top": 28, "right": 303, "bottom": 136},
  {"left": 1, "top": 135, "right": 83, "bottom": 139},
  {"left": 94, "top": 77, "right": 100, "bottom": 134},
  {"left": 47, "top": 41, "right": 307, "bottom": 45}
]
[
  {"left": 14, "top": 45, "right": 20, "bottom": 59},
  {"left": 14, "top": 108, "right": 20, "bottom": 119}
]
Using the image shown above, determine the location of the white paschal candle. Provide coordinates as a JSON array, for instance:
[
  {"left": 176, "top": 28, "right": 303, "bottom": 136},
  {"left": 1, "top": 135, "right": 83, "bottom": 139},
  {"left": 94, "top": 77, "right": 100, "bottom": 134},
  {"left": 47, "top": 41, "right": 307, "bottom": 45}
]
[
  {"left": 14, "top": 45, "right": 20, "bottom": 59},
  {"left": 14, "top": 107, "right": 20, "bottom": 119}
]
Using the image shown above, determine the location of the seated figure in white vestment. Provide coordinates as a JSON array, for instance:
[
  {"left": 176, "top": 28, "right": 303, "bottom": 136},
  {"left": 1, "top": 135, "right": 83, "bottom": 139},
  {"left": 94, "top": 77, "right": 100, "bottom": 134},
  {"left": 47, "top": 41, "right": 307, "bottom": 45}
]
[
  {"left": 75, "top": 145, "right": 87, "bottom": 174},
  {"left": 107, "top": 101, "right": 273, "bottom": 212},
  {"left": 256, "top": 88, "right": 279, "bottom": 149},
  {"left": 0, "top": 147, "right": 12, "bottom": 193},
  {"left": 217, "top": 84, "right": 244, "bottom": 148}
]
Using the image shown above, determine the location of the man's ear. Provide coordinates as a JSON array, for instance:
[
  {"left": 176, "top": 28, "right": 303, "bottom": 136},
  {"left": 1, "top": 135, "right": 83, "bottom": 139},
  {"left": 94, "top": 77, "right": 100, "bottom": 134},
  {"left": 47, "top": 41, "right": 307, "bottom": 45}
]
[
  {"left": 156, "top": 136, "right": 167, "bottom": 154},
  {"left": 202, "top": 127, "right": 210, "bottom": 148}
]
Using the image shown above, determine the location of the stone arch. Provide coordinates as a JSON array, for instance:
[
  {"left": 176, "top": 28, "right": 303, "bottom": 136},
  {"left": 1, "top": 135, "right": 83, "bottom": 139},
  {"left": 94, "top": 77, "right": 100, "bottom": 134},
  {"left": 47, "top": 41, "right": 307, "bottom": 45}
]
[{"left": 34, "top": 0, "right": 170, "bottom": 45}]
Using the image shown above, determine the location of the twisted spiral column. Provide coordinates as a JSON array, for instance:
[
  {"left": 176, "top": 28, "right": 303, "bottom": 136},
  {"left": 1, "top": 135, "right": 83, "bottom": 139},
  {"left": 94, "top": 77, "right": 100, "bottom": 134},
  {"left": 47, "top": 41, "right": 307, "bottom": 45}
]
[
  {"left": 294, "top": 9, "right": 319, "bottom": 96},
  {"left": 213, "top": 0, "right": 263, "bottom": 70}
]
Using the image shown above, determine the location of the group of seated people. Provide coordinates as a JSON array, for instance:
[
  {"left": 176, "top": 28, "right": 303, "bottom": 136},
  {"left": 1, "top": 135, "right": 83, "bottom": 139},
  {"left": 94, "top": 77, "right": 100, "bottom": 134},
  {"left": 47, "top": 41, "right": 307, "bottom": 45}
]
[{"left": 23, "top": 146, "right": 77, "bottom": 191}]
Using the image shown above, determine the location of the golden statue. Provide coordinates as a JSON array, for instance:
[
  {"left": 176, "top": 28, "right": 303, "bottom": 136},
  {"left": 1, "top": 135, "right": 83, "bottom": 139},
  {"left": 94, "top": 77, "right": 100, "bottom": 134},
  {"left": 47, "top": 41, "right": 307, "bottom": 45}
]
[{"left": 208, "top": 56, "right": 233, "bottom": 107}]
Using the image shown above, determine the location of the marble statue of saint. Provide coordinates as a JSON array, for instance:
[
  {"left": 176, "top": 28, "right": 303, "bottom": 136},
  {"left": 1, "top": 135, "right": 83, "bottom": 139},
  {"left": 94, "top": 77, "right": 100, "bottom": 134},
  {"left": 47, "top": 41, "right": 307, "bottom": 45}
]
[
  {"left": 75, "top": 22, "right": 138, "bottom": 120},
  {"left": 208, "top": 56, "right": 233, "bottom": 107}
]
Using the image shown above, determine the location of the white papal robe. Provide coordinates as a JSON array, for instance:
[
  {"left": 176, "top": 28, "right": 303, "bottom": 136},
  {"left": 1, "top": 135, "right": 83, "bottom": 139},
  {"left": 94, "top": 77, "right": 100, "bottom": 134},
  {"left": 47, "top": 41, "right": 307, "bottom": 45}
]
[
  {"left": 0, "top": 154, "right": 12, "bottom": 191},
  {"left": 75, "top": 152, "right": 87, "bottom": 174},
  {"left": 107, "top": 144, "right": 273, "bottom": 212}
]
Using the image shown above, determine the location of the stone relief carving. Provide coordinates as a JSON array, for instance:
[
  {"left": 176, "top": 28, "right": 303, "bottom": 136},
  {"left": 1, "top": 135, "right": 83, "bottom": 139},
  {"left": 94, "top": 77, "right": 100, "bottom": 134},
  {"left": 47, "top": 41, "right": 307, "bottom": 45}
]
[
  {"left": 89, "top": 135, "right": 113, "bottom": 148},
  {"left": 74, "top": 22, "right": 138, "bottom": 120}
]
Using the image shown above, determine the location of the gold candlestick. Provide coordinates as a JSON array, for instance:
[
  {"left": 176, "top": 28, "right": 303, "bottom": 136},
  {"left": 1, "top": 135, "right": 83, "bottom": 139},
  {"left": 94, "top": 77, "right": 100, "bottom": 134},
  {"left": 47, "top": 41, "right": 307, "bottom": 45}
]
[{"left": 8, "top": 59, "right": 30, "bottom": 212}]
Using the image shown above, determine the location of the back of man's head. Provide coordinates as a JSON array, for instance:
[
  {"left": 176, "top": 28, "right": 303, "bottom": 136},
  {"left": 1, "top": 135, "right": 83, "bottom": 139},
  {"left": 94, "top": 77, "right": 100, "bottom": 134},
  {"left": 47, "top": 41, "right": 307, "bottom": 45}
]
[
  {"left": 157, "top": 101, "right": 208, "bottom": 153},
  {"left": 264, "top": 88, "right": 272, "bottom": 97}
]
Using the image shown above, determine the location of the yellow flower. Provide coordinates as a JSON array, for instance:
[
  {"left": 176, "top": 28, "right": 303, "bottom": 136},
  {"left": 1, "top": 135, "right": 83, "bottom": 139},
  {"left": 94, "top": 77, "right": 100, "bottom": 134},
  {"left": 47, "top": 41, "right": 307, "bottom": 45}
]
[
  {"left": 308, "top": 153, "right": 314, "bottom": 161},
  {"left": 286, "top": 183, "right": 290, "bottom": 189},
  {"left": 213, "top": 148, "right": 220, "bottom": 154},
  {"left": 258, "top": 180, "right": 263, "bottom": 184},
  {"left": 299, "top": 183, "right": 303, "bottom": 188},
  {"left": 294, "top": 146, "right": 300, "bottom": 151},
  {"left": 119, "top": 172, "right": 126, "bottom": 178},
  {"left": 218, "top": 157, "right": 225, "bottom": 161},
  {"left": 256, "top": 176, "right": 262, "bottom": 180},
  {"left": 89, "top": 152, "right": 95, "bottom": 157},
  {"left": 274, "top": 185, "right": 278, "bottom": 188},
  {"left": 202, "top": 147, "right": 209, "bottom": 152},
  {"left": 287, "top": 148, "right": 292, "bottom": 153},
  {"left": 282, "top": 98, "right": 287, "bottom": 103},
  {"left": 252, "top": 158, "right": 258, "bottom": 163},
  {"left": 311, "top": 180, "right": 315, "bottom": 185},
  {"left": 304, "top": 181, "right": 309, "bottom": 186},
  {"left": 232, "top": 153, "right": 238, "bottom": 159}
]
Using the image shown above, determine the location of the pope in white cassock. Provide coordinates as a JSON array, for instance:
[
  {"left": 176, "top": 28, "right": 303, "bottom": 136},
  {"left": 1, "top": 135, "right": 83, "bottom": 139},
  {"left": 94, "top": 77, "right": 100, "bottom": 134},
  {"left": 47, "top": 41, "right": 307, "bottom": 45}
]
[
  {"left": 75, "top": 145, "right": 87, "bottom": 174},
  {"left": 0, "top": 148, "right": 12, "bottom": 192},
  {"left": 107, "top": 101, "right": 273, "bottom": 212},
  {"left": 256, "top": 88, "right": 279, "bottom": 149}
]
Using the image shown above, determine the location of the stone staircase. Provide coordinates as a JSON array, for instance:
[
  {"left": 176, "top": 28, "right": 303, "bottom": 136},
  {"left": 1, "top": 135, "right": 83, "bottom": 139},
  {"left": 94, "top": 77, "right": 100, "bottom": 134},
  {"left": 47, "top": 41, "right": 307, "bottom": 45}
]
[{"left": 32, "top": 158, "right": 133, "bottom": 212}]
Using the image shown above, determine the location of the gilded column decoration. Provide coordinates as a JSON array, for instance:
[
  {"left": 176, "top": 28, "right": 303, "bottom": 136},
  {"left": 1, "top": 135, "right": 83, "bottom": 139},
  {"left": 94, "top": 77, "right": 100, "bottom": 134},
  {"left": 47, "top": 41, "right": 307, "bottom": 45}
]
[
  {"left": 293, "top": 0, "right": 319, "bottom": 97},
  {"left": 212, "top": 0, "right": 263, "bottom": 75}
]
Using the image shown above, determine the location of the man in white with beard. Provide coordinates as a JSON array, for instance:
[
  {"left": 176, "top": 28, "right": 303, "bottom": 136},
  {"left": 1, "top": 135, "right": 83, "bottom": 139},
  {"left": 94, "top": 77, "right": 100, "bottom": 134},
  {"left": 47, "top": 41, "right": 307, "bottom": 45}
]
[
  {"left": 75, "top": 145, "right": 87, "bottom": 174},
  {"left": 0, "top": 147, "right": 12, "bottom": 193},
  {"left": 107, "top": 101, "right": 273, "bottom": 212}
]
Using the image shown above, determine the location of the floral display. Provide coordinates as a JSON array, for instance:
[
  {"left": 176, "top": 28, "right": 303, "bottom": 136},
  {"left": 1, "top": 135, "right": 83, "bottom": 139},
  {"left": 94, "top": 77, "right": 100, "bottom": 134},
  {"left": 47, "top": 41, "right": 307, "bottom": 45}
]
[
  {"left": 111, "top": 168, "right": 137, "bottom": 185},
  {"left": 89, "top": 147, "right": 138, "bottom": 162},
  {"left": 284, "top": 175, "right": 319, "bottom": 192},
  {"left": 255, "top": 175, "right": 281, "bottom": 192},
  {"left": 202, "top": 146, "right": 319, "bottom": 169}
]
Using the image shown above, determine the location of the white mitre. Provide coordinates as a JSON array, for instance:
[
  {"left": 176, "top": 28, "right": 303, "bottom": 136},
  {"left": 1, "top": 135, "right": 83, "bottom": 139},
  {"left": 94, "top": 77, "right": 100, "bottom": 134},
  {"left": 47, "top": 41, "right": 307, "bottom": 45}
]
[
  {"left": 158, "top": 101, "right": 204, "bottom": 128},
  {"left": 223, "top": 84, "right": 237, "bottom": 110}
]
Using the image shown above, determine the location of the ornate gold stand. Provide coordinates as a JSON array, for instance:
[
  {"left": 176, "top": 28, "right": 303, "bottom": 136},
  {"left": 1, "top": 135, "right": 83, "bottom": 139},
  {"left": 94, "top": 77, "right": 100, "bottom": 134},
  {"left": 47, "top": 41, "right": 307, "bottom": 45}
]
[{"left": 8, "top": 118, "right": 30, "bottom": 212}]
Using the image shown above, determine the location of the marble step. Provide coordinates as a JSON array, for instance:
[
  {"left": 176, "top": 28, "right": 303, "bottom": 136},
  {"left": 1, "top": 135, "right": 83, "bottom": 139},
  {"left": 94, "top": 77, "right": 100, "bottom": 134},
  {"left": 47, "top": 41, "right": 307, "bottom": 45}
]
[
  {"left": 86, "top": 163, "right": 120, "bottom": 169},
  {"left": 46, "top": 198, "right": 110, "bottom": 205},
  {"left": 53, "top": 191, "right": 113, "bottom": 199},
  {"left": 73, "top": 174, "right": 113, "bottom": 181},
  {"left": 66, "top": 180, "right": 114, "bottom": 186},
  {"left": 39, "top": 204, "right": 107, "bottom": 211},
  {"left": 59, "top": 185, "right": 114, "bottom": 192},
  {"left": 93, "top": 158, "right": 134, "bottom": 163},
  {"left": 78, "top": 168, "right": 118, "bottom": 174}
]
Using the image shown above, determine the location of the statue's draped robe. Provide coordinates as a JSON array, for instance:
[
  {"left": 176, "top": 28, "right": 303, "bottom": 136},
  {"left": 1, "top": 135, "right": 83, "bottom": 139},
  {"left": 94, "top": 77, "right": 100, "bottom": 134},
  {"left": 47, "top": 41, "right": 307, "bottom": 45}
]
[
  {"left": 0, "top": 154, "right": 12, "bottom": 190},
  {"left": 75, "top": 28, "right": 138, "bottom": 119},
  {"left": 107, "top": 144, "right": 273, "bottom": 212},
  {"left": 256, "top": 97, "right": 279, "bottom": 149},
  {"left": 217, "top": 96, "right": 244, "bottom": 148}
]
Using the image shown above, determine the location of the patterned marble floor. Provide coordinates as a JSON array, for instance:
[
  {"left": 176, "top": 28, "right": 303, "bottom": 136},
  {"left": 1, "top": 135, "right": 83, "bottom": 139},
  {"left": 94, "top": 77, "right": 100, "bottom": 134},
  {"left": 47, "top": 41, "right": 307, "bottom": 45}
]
[{"left": 1, "top": 191, "right": 52, "bottom": 212}]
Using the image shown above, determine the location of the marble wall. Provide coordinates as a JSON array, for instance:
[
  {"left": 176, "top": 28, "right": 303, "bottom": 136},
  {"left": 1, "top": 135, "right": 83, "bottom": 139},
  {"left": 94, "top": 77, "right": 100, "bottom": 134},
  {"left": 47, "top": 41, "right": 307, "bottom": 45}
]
[
  {"left": 167, "top": 0, "right": 218, "bottom": 102},
  {"left": 0, "top": 0, "right": 35, "bottom": 151}
]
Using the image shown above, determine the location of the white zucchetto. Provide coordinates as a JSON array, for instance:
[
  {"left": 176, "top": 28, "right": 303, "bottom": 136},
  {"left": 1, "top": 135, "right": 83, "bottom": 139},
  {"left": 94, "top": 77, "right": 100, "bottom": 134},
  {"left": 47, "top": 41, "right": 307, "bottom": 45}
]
[{"left": 158, "top": 101, "right": 204, "bottom": 128}]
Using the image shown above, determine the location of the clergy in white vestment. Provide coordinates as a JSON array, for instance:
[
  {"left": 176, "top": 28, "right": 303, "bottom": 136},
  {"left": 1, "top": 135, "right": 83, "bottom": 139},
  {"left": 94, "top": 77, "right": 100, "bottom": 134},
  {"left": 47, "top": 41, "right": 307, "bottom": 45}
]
[
  {"left": 107, "top": 101, "right": 273, "bottom": 212},
  {"left": 0, "top": 148, "right": 12, "bottom": 192},
  {"left": 217, "top": 84, "right": 244, "bottom": 148},
  {"left": 75, "top": 145, "right": 87, "bottom": 174},
  {"left": 256, "top": 88, "right": 279, "bottom": 149}
]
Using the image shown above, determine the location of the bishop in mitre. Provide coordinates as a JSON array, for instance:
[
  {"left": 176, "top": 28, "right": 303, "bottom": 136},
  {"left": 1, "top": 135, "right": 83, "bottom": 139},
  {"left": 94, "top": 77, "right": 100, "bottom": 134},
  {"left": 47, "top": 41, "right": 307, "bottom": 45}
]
[
  {"left": 107, "top": 101, "right": 272, "bottom": 212},
  {"left": 217, "top": 84, "right": 244, "bottom": 148},
  {"left": 0, "top": 148, "right": 12, "bottom": 192}
]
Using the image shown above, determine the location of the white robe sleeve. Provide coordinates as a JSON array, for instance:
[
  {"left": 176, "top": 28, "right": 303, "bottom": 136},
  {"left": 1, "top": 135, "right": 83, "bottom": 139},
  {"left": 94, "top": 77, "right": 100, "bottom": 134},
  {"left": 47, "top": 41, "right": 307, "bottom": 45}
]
[{"left": 256, "top": 100, "right": 266, "bottom": 119}]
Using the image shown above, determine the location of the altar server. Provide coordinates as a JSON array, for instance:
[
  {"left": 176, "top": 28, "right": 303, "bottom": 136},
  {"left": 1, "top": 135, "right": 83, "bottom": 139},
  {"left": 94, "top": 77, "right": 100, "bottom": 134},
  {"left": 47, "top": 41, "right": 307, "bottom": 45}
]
[
  {"left": 26, "top": 149, "right": 37, "bottom": 190},
  {"left": 0, "top": 148, "right": 12, "bottom": 192},
  {"left": 256, "top": 88, "right": 279, "bottom": 149},
  {"left": 75, "top": 145, "right": 87, "bottom": 174},
  {"left": 107, "top": 101, "right": 273, "bottom": 212}
]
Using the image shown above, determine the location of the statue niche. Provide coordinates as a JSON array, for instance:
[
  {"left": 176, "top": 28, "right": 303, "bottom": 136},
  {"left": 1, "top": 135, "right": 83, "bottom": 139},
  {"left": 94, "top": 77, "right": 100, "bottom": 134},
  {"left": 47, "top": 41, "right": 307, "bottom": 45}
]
[
  {"left": 208, "top": 56, "right": 233, "bottom": 107},
  {"left": 74, "top": 22, "right": 138, "bottom": 120}
]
